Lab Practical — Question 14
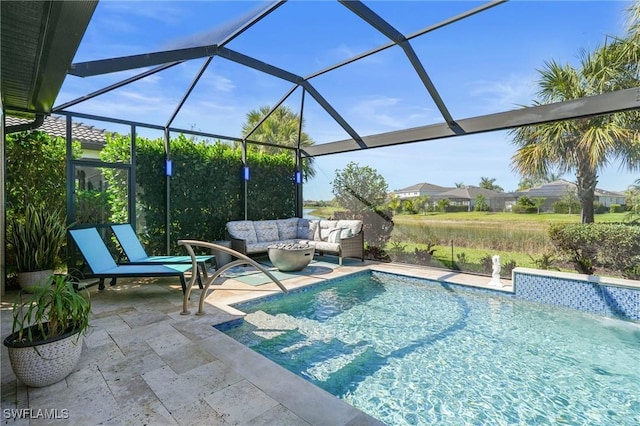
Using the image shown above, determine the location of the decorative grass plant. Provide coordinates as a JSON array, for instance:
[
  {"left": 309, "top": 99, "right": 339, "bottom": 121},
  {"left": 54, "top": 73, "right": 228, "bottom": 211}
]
[{"left": 8, "top": 204, "right": 68, "bottom": 272}]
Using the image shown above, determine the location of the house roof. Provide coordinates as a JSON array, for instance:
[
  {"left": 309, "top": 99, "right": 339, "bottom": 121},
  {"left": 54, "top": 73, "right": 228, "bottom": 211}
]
[
  {"left": 435, "top": 186, "right": 506, "bottom": 200},
  {"left": 395, "top": 182, "right": 452, "bottom": 193},
  {"left": 519, "top": 180, "right": 626, "bottom": 197},
  {"left": 5, "top": 115, "right": 107, "bottom": 150}
]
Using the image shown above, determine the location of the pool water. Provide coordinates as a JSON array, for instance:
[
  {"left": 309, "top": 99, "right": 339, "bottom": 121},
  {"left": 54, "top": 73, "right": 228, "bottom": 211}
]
[{"left": 221, "top": 272, "right": 640, "bottom": 425}]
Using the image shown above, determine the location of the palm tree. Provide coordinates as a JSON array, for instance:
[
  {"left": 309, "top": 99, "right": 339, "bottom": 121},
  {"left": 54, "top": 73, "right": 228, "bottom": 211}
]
[
  {"left": 510, "top": 4, "right": 640, "bottom": 223},
  {"left": 517, "top": 171, "right": 564, "bottom": 191},
  {"left": 626, "top": 178, "right": 640, "bottom": 223},
  {"left": 387, "top": 197, "right": 401, "bottom": 215},
  {"left": 240, "top": 105, "right": 316, "bottom": 178},
  {"left": 479, "top": 177, "right": 503, "bottom": 192}
]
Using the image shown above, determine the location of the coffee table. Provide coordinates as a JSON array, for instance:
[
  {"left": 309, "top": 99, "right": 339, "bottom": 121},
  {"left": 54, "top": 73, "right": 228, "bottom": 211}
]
[{"left": 267, "top": 243, "right": 314, "bottom": 272}]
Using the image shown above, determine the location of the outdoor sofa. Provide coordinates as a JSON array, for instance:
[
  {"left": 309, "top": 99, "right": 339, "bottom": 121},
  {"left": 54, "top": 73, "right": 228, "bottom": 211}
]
[{"left": 226, "top": 218, "right": 364, "bottom": 265}]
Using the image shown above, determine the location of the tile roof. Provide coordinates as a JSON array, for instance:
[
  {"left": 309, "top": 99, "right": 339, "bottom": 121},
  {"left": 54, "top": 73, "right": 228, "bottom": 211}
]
[
  {"left": 519, "top": 180, "right": 625, "bottom": 197},
  {"left": 396, "top": 182, "right": 452, "bottom": 192},
  {"left": 5, "top": 115, "right": 107, "bottom": 150},
  {"left": 435, "top": 186, "right": 507, "bottom": 200}
]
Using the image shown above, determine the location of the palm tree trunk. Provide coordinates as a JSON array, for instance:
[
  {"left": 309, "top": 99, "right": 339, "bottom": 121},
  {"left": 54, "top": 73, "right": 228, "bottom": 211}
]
[{"left": 576, "top": 164, "right": 597, "bottom": 223}]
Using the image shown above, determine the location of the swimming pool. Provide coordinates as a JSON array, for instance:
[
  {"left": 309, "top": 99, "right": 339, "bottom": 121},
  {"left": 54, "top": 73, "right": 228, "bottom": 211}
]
[{"left": 220, "top": 271, "right": 640, "bottom": 425}]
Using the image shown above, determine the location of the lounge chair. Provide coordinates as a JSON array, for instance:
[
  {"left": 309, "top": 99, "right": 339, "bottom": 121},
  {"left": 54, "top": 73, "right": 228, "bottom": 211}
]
[
  {"left": 69, "top": 228, "right": 193, "bottom": 293},
  {"left": 111, "top": 224, "right": 214, "bottom": 277}
]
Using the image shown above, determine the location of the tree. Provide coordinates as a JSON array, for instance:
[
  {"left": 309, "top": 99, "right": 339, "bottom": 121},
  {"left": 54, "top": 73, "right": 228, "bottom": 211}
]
[
  {"left": 531, "top": 197, "right": 547, "bottom": 214},
  {"left": 5, "top": 131, "right": 81, "bottom": 216},
  {"left": 473, "top": 194, "right": 490, "bottom": 211},
  {"left": 454, "top": 182, "right": 465, "bottom": 188},
  {"left": 479, "top": 177, "right": 503, "bottom": 192},
  {"left": 331, "top": 162, "right": 388, "bottom": 216},
  {"left": 240, "top": 105, "right": 316, "bottom": 179},
  {"left": 437, "top": 198, "right": 450, "bottom": 213},
  {"left": 412, "top": 195, "right": 430, "bottom": 214},
  {"left": 516, "top": 172, "right": 563, "bottom": 191},
  {"left": 626, "top": 178, "right": 640, "bottom": 223},
  {"left": 387, "top": 197, "right": 402, "bottom": 215},
  {"left": 510, "top": 3, "right": 640, "bottom": 223},
  {"left": 401, "top": 199, "right": 416, "bottom": 215}
]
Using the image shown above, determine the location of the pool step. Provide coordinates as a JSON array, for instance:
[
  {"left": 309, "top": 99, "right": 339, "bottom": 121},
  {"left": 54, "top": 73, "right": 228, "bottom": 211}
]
[{"left": 243, "top": 310, "right": 379, "bottom": 395}]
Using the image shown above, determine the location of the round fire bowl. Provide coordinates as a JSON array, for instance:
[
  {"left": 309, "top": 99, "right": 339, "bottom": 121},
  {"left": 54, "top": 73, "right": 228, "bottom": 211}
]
[{"left": 268, "top": 244, "right": 314, "bottom": 272}]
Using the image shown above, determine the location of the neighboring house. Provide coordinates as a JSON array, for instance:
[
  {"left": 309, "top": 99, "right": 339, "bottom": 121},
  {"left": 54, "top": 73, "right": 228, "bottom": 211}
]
[
  {"left": 432, "top": 186, "right": 513, "bottom": 211},
  {"left": 6, "top": 115, "right": 108, "bottom": 190},
  {"left": 517, "top": 180, "right": 627, "bottom": 211},
  {"left": 6, "top": 115, "right": 107, "bottom": 158},
  {"left": 392, "top": 182, "right": 452, "bottom": 199}
]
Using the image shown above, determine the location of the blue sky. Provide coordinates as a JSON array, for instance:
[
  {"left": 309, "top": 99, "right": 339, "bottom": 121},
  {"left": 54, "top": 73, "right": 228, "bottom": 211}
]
[{"left": 58, "top": 0, "right": 638, "bottom": 200}]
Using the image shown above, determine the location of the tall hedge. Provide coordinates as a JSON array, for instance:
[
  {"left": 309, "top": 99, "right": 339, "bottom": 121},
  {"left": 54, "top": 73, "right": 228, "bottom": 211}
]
[
  {"left": 101, "top": 133, "right": 295, "bottom": 254},
  {"left": 5, "top": 131, "right": 81, "bottom": 215},
  {"left": 5, "top": 131, "right": 81, "bottom": 275},
  {"left": 548, "top": 223, "right": 640, "bottom": 279}
]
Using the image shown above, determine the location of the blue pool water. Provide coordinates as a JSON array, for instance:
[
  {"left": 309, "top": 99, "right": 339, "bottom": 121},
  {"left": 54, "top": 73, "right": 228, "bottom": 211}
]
[{"left": 221, "top": 271, "right": 640, "bottom": 425}]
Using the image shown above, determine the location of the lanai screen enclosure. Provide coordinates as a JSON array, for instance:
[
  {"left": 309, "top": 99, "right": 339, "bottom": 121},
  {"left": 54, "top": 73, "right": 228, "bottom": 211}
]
[{"left": 2, "top": 0, "right": 639, "bottom": 294}]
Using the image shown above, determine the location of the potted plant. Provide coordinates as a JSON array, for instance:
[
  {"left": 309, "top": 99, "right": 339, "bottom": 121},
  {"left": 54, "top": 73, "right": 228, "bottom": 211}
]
[
  {"left": 8, "top": 204, "right": 69, "bottom": 291},
  {"left": 3, "top": 274, "right": 91, "bottom": 387}
]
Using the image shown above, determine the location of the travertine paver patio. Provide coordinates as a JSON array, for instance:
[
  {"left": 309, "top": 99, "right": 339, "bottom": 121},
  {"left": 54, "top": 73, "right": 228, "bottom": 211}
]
[{"left": 1, "top": 260, "right": 511, "bottom": 425}]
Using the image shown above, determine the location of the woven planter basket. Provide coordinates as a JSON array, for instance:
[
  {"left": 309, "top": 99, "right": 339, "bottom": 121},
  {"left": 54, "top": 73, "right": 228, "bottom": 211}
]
[{"left": 4, "top": 326, "right": 83, "bottom": 388}]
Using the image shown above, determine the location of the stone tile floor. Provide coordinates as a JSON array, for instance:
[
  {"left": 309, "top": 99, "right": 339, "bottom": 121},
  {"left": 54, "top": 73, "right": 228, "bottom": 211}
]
[{"left": 1, "top": 260, "right": 511, "bottom": 425}]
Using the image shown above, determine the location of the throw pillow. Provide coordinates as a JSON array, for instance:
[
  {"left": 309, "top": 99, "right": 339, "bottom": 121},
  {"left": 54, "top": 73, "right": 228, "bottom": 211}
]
[
  {"left": 340, "top": 228, "right": 353, "bottom": 239},
  {"left": 328, "top": 228, "right": 343, "bottom": 243}
]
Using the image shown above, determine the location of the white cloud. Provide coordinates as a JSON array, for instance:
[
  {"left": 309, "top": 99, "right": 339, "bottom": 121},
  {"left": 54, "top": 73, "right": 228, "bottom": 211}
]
[
  {"left": 194, "top": 101, "right": 236, "bottom": 113},
  {"left": 100, "top": 2, "right": 186, "bottom": 27},
  {"left": 348, "top": 96, "right": 435, "bottom": 133},
  {"left": 118, "top": 91, "right": 163, "bottom": 104},
  {"left": 467, "top": 74, "right": 538, "bottom": 113},
  {"left": 314, "top": 43, "right": 385, "bottom": 70},
  {"left": 204, "top": 74, "right": 235, "bottom": 93},
  {"left": 138, "top": 74, "right": 162, "bottom": 85}
]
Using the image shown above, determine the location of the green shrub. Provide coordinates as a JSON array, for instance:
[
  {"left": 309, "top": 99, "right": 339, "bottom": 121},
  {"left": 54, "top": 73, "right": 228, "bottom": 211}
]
[
  {"left": 414, "top": 247, "right": 436, "bottom": 264},
  {"left": 552, "top": 200, "right": 581, "bottom": 214},
  {"left": 609, "top": 204, "right": 625, "bottom": 213},
  {"left": 479, "top": 254, "right": 493, "bottom": 274},
  {"left": 387, "top": 242, "right": 409, "bottom": 262},
  {"left": 528, "top": 252, "right": 559, "bottom": 270},
  {"left": 512, "top": 205, "right": 538, "bottom": 214},
  {"left": 548, "top": 223, "right": 640, "bottom": 278},
  {"left": 444, "top": 205, "right": 468, "bottom": 213},
  {"left": 437, "top": 198, "right": 450, "bottom": 212},
  {"left": 503, "top": 259, "right": 517, "bottom": 277},
  {"left": 593, "top": 202, "right": 607, "bottom": 214},
  {"left": 455, "top": 252, "right": 468, "bottom": 270},
  {"left": 473, "top": 195, "right": 490, "bottom": 212}
]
